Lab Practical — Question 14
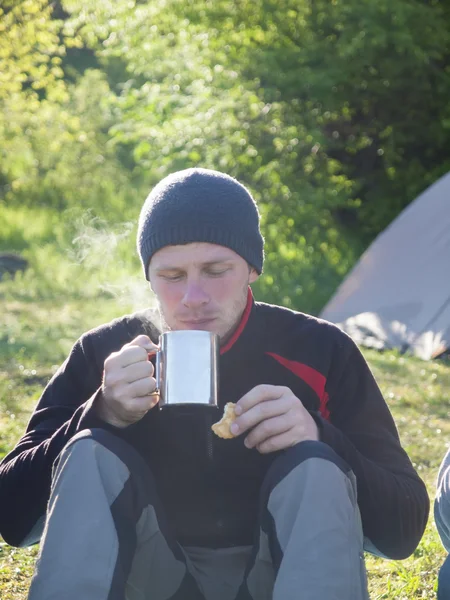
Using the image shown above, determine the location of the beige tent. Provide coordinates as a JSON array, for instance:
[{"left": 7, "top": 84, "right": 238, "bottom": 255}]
[{"left": 320, "top": 172, "right": 450, "bottom": 360}]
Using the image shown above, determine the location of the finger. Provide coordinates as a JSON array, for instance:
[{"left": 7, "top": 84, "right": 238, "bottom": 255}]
[
  {"left": 244, "top": 414, "right": 292, "bottom": 449},
  {"left": 116, "top": 394, "right": 159, "bottom": 424},
  {"left": 126, "top": 393, "right": 160, "bottom": 414},
  {"left": 127, "top": 335, "right": 159, "bottom": 352},
  {"left": 256, "top": 431, "right": 298, "bottom": 454},
  {"left": 123, "top": 360, "right": 154, "bottom": 384},
  {"left": 235, "top": 385, "right": 286, "bottom": 415},
  {"left": 231, "top": 396, "right": 292, "bottom": 436},
  {"left": 128, "top": 376, "right": 158, "bottom": 398},
  {"left": 119, "top": 345, "right": 151, "bottom": 368}
]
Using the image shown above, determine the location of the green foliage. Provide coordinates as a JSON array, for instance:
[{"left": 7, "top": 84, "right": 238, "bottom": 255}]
[
  {"left": 1, "top": 0, "right": 450, "bottom": 312},
  {"left": 0, "top": 0, "right": 65, "bottom": 98},
  {"left": 0, "top": 2, "right": 145, "bottom": 222},
  {"left": 0, "top": 0, "right": 66, "bottom": 205},
  {"left": 57, "top": 0, "right": 450, "bottom": 311}
]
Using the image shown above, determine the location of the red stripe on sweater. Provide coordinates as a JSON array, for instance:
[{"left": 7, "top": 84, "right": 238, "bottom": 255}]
[
  {"left": 320, "top": 391, "right": 331, "bottom": 421},
  {"left": 220, "top": 288, "right": 253, "bottom": 355},
  {"left": 266, "top": 352, "right": 330, "bottom": 420}
]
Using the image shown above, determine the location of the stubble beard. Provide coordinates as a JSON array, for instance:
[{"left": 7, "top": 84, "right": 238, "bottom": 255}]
[
  {"left": 156, "top": 281, "right": 250, "bottom": 343},
  {"left": 219, "top": 282, "right": 250, "bottom": 345}
]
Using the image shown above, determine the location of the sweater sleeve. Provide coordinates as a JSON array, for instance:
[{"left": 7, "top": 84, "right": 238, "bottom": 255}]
[
  {"left": 0, "top": 332, "right": 121, "bottom": 547},
  {"left": 318, "top": 339, "right": 429, "bottom": 560},
  {"left": 435, "top": 447, "right": 450, "bottom": 552}
]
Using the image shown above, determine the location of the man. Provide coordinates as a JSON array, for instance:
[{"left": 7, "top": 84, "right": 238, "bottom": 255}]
[
  {"left": 0, "top": 168, "right": 429, "bottom": 599},
  {"left": 435, "top": 447, "right": 450, "bottom": 599}
]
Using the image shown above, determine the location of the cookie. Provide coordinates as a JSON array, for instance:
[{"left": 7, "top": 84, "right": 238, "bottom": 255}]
[{"left": 211, "top": 402, "right": 237, "bottom": 439}]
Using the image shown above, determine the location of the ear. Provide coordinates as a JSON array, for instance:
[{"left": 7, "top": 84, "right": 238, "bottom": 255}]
[{"left": 249, "top": 268, "right": 259, "bottom": 284}]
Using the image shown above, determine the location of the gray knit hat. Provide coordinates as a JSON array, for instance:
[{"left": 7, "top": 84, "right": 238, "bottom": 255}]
[{"left": 137, "top": 168, "right": 264, "bottom": 280}]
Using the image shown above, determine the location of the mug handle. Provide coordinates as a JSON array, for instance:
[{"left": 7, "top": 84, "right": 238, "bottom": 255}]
[{"left": 149, "top": 349, "right": 161, "bottom": 396}]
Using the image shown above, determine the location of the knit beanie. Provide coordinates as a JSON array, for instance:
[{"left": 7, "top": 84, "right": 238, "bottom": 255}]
[{"left": 137, "top": 168, "right": 264, "bottom": 280}]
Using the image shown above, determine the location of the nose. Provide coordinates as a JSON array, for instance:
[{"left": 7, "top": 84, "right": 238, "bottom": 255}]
[{"left": 181, "top": 280, "right": 210, "bottom": 308}]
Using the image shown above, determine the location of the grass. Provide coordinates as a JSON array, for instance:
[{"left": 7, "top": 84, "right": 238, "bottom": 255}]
[{"left": 1, "top": 259, "right": 449, "bottom": 598}]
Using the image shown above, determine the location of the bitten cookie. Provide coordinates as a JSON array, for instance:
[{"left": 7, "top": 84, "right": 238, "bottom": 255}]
[{"left": 211, "top": 402, "right": 237, "bottom": 439}]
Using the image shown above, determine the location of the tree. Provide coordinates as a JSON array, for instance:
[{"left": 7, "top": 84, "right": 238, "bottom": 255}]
[
  {"left": 3, "top": 0, "right": 449, "bottom": 312},
  {"left": 0, "top": 0, "right": 139, "bottom": 221},
  {"left": 60, "top": 0, "right": 450, "bottom": 311}
]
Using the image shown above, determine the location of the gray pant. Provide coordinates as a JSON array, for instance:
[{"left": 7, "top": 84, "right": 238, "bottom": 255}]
[{"left": 28, "top": 430, "right": 369, "bottom": 600}]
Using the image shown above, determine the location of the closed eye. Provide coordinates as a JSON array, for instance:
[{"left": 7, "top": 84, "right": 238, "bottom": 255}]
[
  {"left": 204, "top": 268, "right": 230, "bottom": 277},
  {"left": 159, "top": 272, "right": 184, "bottom": 282}
]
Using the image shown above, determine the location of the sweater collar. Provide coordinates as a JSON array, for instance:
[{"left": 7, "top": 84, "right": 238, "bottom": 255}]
[{"left": 220, "top": 287, "right": 254, "bottom": 355}]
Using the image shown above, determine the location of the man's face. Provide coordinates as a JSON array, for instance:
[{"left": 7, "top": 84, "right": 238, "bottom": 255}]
[{"left": 148, "top": 242, "right": 258, "bottom": 343}]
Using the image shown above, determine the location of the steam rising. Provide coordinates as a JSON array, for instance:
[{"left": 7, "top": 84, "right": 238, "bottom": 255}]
[{"left": 69, "top": 212, "right": 160, "bottom": 321}]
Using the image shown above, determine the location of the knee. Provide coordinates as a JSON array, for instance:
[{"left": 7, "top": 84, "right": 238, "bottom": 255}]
[
  {"left": 57, "top": 428, "right": 124, "bottom": 467},
  {"left": 56, "top": 428, "right": 153, "bottom": 484},
  {"left": 262, "top": 441, "right": 352, "bottom": 494},
  {"left": 53, "top": 429, "right": 160, "bottom": 516},
  {"left": 282, "top": 439, "right": 347, "bottom": 466},
  {"left": 62, "top": 427, "right": 125, "bottom": 451},
  {"left": 258, "top": 441, "right": 358, "bottom": 521}
]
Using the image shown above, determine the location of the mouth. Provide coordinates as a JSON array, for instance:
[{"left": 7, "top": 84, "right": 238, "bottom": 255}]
[{"left": 178, "top": 318, "right": 217, "bottom": 329}]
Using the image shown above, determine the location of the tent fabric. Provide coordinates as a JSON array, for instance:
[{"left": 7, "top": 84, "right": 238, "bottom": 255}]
[{"left": 320, "top": 172, "right": 450, "bottom": 360}]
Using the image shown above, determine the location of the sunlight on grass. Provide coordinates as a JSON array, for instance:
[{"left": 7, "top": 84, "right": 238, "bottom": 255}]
[{"left": 0, "top": 545, "right": 38, "bottom": 600}]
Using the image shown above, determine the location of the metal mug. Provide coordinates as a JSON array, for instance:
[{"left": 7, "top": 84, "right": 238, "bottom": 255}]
[{"left": 153, "top": 330, "right": 219, "bottom": 407}]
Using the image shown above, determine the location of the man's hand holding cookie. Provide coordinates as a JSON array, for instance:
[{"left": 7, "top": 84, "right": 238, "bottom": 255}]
[{"left": 216, "top": 385, "right": 319, "bottom": 454}]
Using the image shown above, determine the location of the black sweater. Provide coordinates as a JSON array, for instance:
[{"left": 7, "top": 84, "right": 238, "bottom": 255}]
[{"left": 0, "top": 294, "right": 429, "bottom": 557}]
